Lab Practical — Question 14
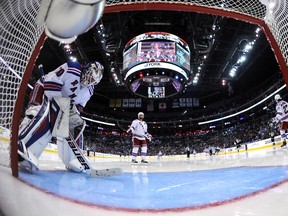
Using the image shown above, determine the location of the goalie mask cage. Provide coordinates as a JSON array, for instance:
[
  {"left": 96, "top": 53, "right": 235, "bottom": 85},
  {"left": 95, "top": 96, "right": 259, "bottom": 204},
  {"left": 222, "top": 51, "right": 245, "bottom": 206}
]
[{"left": 1, "top": 0, "right": 288, "bottom": 177}]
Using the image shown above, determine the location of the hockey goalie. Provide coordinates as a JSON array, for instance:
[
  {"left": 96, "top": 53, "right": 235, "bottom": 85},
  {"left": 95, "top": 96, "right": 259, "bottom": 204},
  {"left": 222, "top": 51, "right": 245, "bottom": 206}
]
[{"left": 18, "top": 61, "right": 103, "bottom": 172}]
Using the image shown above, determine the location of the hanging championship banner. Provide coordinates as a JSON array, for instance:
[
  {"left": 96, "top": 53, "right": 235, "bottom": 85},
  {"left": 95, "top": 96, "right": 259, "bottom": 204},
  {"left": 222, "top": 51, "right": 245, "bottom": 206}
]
[
  {"left": 193, "top": 98, "right": 199, "bottom": 107},
  {"left": 179, "top": 98, "right": 186, "bottom": 107},
  {"left": 129, "top": 98, "right": 135, "bottom": 108},
  {"left": 135, "top": 98, "right": 142, "bottom": 108},
  {"left": 186, "top": 98, "right": 193, "bottom": 107},
  {"left": 172, "top": 98, "right": 179, "bottom": 108},
  {"left": 109, "top": 98, "right": 115, "bottom": 108},
  {"left": 115, "top": 98, "right": 122, "bottom": 107},
  {"left": 122, "top": 98, "right": 129, "bottom": 108}
]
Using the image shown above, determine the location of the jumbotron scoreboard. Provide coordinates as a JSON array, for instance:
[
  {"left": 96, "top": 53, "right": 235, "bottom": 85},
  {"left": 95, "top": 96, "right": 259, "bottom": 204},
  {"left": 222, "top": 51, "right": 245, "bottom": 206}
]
[{"left": 123, "top": 32, "right": 190, "bottom": 99}]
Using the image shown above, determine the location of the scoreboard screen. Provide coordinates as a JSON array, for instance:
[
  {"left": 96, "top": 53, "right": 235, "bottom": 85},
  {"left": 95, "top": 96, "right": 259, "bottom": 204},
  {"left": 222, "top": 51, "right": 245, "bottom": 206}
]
[
  {"left": 123, "top": 32, "right": 191, "bottom": 99},
  {"left": 123, "top": 40, "right": 190, "bottom": 73},
  {"left": 148, "top": 86, "right": 165, "bottom": 98}
]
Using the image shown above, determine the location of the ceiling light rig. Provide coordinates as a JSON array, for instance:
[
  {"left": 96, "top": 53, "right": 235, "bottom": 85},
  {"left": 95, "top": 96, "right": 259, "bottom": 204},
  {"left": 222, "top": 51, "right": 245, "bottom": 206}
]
[
  {"left": 95, "top": 20, "right": 118, "bottom": 53},
  {"left": 94, "top": 21, "right": 123, "bottom": 86},
  {"left": 227, "top": 27, "right": 261, "bottom": 79},
  {"left": 110, "top": 62, "right": 123, "bottom": 86},
  {"left": 191, "top": 16, "right": 222, "bottom": 86},
  {"left": 62, "top": 43, "right": 78, "bottom": 62}
]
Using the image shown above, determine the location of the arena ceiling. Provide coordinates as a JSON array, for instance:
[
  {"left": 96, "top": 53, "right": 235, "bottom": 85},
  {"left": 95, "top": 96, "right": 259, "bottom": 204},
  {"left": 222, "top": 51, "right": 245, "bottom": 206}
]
[{"left": 35, "top": 10, "right": 281, "bottom": 122}]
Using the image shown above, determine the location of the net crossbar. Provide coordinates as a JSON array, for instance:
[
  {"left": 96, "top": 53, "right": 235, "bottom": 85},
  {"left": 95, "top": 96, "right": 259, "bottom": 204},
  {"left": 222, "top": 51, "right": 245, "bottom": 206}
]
[{"left": 1, "top": 0, "right": 287, "bottom": 176}]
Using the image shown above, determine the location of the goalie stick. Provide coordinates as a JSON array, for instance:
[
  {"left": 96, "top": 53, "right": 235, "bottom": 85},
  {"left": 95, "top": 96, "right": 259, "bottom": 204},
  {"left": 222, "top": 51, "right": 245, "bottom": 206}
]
[
  {"left": 38, "top": 64, "right": 45, "bottom": 82},
  {"left": 66, "top": 133, "right": 122, "bottom": 177}
]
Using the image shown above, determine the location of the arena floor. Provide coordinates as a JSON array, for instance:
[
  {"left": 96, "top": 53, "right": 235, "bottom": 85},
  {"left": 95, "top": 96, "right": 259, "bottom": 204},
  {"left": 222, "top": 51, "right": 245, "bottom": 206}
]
[{"left": 1, "top": 145, "right": 288, "bottom": 216}]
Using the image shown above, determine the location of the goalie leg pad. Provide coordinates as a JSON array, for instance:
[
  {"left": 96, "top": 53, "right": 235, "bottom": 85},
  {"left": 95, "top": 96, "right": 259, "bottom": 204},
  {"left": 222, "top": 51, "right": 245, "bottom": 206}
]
[
  {"left": 66, "top": 159, "right": 84, "bottom": 173},
  {"left": 50, "top": 97, "right": 70, "bottom": 138},
  {"left": 28, "top": 131, "right": 52, "bottom": 159},
  {"left": 57, "top": 138, "right": 84, "bottom": 172},
  {"left": 18, "top": 97, "right": 52, "bottom": 161}
]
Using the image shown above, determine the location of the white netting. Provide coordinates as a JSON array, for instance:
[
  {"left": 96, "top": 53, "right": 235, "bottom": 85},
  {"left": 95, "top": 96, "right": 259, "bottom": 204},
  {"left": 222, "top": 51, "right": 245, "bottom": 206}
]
[
  {"left": 264, "top": 1, "right": 288, "bottom": 64},
  {"left": 0, "top": 0, "right": 44, "bottom": 167},
  {"left": 104, "top": 0, "right": 288, "bottom": 66},
  {"left": 105, "top": 0, "right": 267, "bottom": 19},
  {"left": 0, "top": 0, "right": 287, "bottom": 173}
]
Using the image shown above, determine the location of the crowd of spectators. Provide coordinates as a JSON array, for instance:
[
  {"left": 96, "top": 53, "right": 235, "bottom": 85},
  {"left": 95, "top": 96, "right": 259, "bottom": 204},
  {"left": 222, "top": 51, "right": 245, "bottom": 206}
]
[
  {"left": 81, "top": 112, "right": 279, "bottom": 157},
  {"left": 80, "top": 74, "right": 285, "bottom": 156}
]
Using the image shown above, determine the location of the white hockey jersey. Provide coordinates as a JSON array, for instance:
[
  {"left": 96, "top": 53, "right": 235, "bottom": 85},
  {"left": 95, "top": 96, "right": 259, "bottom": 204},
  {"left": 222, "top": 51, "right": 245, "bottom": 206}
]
[
  {"left": 130, "top": 119, "right": 148, "bottom": 140},
  {"left": 43, "top": 62, "right": 94, "bottom": 109},
  {"left": 275, "top": 100, "right": 288, "bottom": 122}
]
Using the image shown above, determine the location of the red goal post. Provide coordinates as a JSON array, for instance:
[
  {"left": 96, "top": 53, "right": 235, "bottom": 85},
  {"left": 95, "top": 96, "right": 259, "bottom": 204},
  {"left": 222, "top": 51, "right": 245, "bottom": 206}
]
[{"left": 1, "top": 0, "right": 287, "bottom": 177}]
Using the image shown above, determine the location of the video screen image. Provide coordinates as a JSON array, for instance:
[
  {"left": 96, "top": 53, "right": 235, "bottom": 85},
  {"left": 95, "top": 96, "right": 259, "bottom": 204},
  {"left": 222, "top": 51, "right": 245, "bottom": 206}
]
[
  {"left": 148, "top": 86, "right": 165, "bottom": 98},
  {"left": 123, "top": 43, "right": 138, "bottom": 71},
  {"left": 137, "top": 41, "right": 176, "bottom": 62},
  {"left": 123, "top": 39, "right": 190, "bottom": 75}
]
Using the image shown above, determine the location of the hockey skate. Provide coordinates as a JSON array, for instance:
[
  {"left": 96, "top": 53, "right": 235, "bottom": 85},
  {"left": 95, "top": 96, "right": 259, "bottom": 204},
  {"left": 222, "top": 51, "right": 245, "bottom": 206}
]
[
  {"left": 131, "top": 159, "right": 138, "bottom": 163},
  {"left": 141, "top": 159, "right": 148, "bottom": 163},
  {"left": 281, "top": 141, "right": 287, "bottom": 147},
  {"left": 19, "top": 160, "right": 38, "bottom": 172},
  {"left": 18, "top": 141, "right": 40, "bottom": 172}
]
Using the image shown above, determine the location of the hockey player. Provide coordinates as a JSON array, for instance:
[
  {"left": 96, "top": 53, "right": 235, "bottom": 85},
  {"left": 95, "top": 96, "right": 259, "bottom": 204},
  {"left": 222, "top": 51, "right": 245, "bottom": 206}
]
[
  {"left": 234, "top": 138, "right": 242, "bottom": 153},
  {"left": 18, "top": 61, "right": 104, "bottom": 172},
  {"left": 274, "top": 94, "right": 288, "bottom": 147},
  {"left": 127, "top": 112, "right": 152, "bottom": 163}
]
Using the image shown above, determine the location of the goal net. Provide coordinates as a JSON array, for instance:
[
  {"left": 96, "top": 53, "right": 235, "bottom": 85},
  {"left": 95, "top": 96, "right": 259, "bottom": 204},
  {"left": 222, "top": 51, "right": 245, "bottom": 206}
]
[
  {"left": 0, "top": 0, "right": 45, "bottom": 176},
  {"left": 0, "top": 0, "right": 287, "bottom": 177}
]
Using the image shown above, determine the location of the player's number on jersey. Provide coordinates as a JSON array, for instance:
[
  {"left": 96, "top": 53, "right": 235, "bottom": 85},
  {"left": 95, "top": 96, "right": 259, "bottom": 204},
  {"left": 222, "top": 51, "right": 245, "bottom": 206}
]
[
  {"left": 56, "top": 68, "right": 65, "bottom": 77},
  {"left": 282, "top": 104, "right": 288, "bottom": 114}
]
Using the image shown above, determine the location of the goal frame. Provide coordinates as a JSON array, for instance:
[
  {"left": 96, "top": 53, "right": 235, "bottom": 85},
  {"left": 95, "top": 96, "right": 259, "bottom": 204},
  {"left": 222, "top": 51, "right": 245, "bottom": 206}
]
[{"left": 10, "top": 33, "right": 46, "bottom": 177}]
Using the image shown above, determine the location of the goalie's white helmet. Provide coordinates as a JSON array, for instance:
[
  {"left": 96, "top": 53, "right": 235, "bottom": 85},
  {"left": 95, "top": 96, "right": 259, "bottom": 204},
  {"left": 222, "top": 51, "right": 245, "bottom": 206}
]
[
  {"left": 274, "top": 94, "right": 282, "bottom": 102},
  {"left": 81, "top": 61, "right": 104, "bottom": 87}
]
